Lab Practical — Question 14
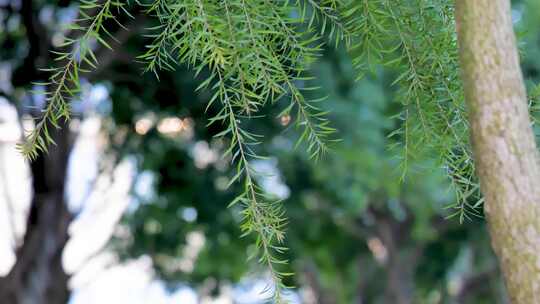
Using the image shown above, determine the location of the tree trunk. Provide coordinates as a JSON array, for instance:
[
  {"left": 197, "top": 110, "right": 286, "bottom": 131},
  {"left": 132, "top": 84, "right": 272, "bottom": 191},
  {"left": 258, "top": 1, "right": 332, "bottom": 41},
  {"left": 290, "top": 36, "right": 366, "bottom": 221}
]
[
  {"left": 455, "top": 0, "right": 540, "bottom": 302},
  {"left": 375, "top": 217, "right": 415, "bottom": 304},
  {"left": 0, "top": 124, "right": 73, "bottom": 304},
  {"left": 301, "top": 261, "right": 337, "bottom": 304},
  {"left": 0, "top": 1, "right": 76, "bottom": 303}
]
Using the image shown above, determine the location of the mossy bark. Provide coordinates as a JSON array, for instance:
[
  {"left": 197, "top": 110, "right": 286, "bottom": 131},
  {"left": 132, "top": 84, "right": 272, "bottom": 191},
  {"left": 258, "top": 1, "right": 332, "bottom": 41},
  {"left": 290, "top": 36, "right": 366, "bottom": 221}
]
[{"left": 455, "top": 0, "right": 540, "bottom": 302}]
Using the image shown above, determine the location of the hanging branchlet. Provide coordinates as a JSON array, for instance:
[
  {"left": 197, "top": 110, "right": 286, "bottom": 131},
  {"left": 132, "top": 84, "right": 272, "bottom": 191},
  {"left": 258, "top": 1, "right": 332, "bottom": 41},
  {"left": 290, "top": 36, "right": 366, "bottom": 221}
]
[
  {"left": 298, "top": 0, "right": 361, "bottom": 47},
  {"left": 355, "top": 0, "right": 482, "bottom": 219},
  {"left": 328, "top": 0, "right": 483, "bottom": 218},
  {"left": 215, "top": 70, "right": 291, "bottom": 301},
  {"left": 350, "top": 0, "right": 389, "bottom": 74},
  {"left": 18, "top": 0, "right": 129, "bottom": 160},
  {"left": 17, "top": 0, "right": 347, "bottom": 299},
  {"left": 138, "top": 0, "right": 346, "bottom": 300}
]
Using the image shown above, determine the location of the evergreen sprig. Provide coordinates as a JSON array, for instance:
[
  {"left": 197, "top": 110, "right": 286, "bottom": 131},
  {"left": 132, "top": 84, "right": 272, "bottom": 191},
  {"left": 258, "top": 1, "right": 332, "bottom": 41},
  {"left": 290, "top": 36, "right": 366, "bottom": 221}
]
[
  {"left": 135, "top": 0, "right": 345, "bottom": 299},
  {"left": 18, "top": 0, "right": 129, "bottom": 160},
  {"left": 349, "top": 0, "right": 482, "bottom": 220},
  {"left": 19, "top": 0, "right": 355, "bottom": 301}
]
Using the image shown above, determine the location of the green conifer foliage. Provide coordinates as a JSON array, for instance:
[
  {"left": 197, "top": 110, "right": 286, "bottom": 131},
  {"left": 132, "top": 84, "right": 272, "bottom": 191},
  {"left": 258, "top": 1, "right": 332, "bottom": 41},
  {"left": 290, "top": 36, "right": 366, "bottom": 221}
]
[{"left": 17, "top": 0, "right": 536, "bottom": 300}]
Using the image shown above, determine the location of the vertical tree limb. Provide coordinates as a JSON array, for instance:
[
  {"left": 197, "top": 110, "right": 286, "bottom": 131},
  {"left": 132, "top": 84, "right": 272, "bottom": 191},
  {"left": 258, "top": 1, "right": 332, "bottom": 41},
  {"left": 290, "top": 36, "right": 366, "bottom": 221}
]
[
  {"left": 0, "top": 122, "right": 72, "bottom": 304},
  {"left": 455, "top": 0, "right": 540, "bottom": 302}
]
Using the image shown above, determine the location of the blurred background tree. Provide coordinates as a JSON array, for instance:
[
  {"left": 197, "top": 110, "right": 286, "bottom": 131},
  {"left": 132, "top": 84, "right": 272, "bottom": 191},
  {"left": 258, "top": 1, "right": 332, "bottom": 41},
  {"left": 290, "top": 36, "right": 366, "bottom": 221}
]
[{"left": 0, "top": 0, "right": 539, "bottom": 303}]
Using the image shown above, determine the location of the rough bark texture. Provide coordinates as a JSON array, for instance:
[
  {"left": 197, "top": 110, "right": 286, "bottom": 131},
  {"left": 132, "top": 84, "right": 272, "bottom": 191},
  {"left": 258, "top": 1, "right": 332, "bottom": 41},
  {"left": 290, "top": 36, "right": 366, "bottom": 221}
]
[
  {"left": 455, "top": 0, "right": 540, "bottom": 302},
  {"left": 0, "top": 124, "right": 73, "bottom": 304}
]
